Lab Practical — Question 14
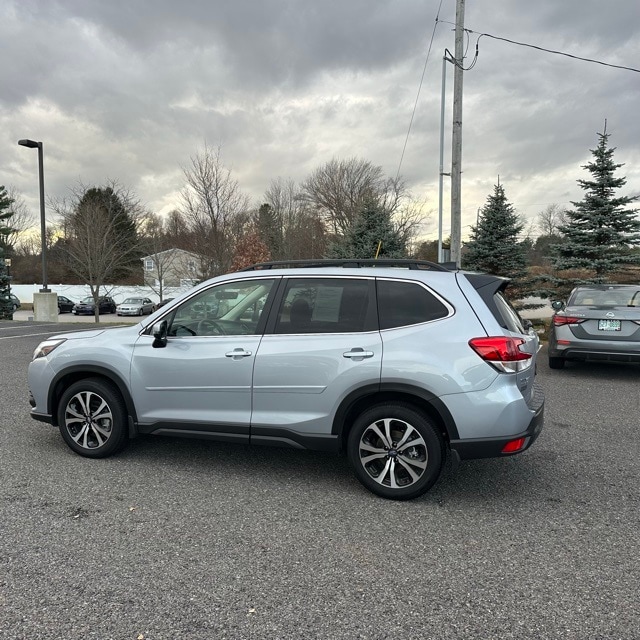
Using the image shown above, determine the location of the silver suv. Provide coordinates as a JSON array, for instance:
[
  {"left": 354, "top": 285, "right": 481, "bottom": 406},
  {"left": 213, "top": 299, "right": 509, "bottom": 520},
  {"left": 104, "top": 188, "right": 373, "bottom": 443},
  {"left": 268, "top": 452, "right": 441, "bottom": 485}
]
[{"left": 28, "top": 260, "right": 544, "bottom": 500}]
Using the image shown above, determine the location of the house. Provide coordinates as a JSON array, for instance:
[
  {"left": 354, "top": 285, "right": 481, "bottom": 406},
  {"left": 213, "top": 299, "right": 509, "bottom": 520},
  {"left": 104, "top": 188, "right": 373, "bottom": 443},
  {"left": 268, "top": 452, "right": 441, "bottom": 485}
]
[{"left": 141, "top": 248, "right": 202, "bottom": 289}]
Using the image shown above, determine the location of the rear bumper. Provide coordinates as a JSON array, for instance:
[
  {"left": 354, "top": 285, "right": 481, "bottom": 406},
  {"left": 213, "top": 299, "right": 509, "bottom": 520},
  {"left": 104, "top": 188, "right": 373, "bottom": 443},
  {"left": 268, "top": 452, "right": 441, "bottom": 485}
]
[
  {"left": 449, "top": 384, "right": 545, "bottom": 460},
  {"left": 551, "top": 347, "right": 640, "bottom": 364}
]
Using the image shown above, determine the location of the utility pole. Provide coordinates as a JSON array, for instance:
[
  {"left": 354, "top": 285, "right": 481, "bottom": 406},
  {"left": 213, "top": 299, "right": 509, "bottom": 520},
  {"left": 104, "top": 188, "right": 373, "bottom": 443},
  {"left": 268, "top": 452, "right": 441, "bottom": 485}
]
[{"left": 450, "top": 0, "right": 465, "bottom": 267}]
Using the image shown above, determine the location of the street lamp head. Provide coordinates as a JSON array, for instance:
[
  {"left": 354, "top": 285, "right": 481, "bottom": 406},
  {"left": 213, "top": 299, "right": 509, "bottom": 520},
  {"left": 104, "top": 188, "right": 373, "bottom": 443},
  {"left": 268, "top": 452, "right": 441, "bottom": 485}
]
[{"left": 18, "top": 139, "right": 40, "bottom": 148}]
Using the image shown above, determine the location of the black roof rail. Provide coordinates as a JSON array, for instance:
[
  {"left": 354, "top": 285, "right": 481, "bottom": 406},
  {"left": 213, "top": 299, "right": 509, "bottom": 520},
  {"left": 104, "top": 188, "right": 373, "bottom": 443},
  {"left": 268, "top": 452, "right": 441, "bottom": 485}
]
[{"left": 239, "top": 259, "right": 451, "bottom": 272}]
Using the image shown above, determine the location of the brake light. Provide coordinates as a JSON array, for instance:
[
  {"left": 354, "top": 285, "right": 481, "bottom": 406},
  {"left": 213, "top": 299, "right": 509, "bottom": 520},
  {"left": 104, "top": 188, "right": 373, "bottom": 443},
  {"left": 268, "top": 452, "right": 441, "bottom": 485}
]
[
  {"left": 502, "top": 437, "right": 527, "bottom": 454},
  {"left": 552, "top": 315, "right": 586, "bottom": 326},
  {"left": 468, "top": 337, "right": 533, "bottom": 373}
]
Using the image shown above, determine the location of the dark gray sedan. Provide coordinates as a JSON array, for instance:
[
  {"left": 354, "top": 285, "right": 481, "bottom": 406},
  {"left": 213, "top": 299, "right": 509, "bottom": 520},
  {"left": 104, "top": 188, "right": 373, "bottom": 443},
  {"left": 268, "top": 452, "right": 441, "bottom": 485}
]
[{"left": 548, "top": 284, "right": 640, "bottom": 368}]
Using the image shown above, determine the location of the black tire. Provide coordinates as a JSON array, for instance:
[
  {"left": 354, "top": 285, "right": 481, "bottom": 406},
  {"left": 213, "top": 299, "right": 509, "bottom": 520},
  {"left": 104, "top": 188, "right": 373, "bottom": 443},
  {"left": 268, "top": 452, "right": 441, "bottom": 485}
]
[
  {"left": 347, "top": 403, "right": 444, "bottom": 500},
  {"left": 57, "top": 378, "right": 129, "bottom": 458},
  {"left": 548, "top": 356, "right": 565, "bottom": 369}
]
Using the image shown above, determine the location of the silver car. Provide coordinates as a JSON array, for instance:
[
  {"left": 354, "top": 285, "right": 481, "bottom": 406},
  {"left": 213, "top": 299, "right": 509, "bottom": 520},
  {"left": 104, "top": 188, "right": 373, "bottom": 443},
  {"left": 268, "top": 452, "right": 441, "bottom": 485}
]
[
  {"left": 548, "top": 284, "right": 640, "bottom": 369},
  {"left": 28, "top": 260, "right": 544, "bottom": 500},
  {"left": 117, "top": 297, "right": 155, "bottom": 316}
]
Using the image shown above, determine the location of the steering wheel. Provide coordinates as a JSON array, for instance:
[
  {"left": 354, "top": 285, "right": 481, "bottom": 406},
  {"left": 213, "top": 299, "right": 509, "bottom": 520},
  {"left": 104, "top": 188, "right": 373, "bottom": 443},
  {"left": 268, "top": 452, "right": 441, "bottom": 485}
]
[{"left": 196, "top": 319, "right": 226, "bottom": 335}]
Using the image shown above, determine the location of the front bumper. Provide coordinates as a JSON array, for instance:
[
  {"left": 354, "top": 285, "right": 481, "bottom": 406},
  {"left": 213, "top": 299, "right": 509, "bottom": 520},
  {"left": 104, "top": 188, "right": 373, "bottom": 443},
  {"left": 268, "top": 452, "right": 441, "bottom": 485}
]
[{"left": 449, "top": 383, "right": 545, "bottom": 460}]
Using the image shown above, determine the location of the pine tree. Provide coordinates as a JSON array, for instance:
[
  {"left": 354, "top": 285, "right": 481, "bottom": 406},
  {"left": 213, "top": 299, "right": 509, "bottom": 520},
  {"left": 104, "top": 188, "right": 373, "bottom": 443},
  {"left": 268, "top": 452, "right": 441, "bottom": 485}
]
[
  {"left": 553, "top": 128, "right": 640, "bottom": 283},
  {"left": 327, "top": 199, "right": 406, "bottom": 259},
  {"left": 463, "top": 183, "right": 528, "bottom": 297},
  {"left": 0, "top": 185, "right": 16, "bottom": 319}
]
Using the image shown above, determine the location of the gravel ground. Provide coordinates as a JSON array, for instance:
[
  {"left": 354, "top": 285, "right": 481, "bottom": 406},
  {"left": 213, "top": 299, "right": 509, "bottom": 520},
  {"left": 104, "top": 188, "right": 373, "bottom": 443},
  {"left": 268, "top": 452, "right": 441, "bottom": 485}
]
[{"left": 0, "top": 323, "right": 638, "bottom": 639}]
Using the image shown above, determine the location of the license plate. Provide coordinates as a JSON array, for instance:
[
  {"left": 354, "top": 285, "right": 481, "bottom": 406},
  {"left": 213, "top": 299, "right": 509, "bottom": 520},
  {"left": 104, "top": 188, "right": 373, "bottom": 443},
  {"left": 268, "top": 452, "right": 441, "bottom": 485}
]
[{"left": 598, "top": 319, "right": 621, "bottom": 331}]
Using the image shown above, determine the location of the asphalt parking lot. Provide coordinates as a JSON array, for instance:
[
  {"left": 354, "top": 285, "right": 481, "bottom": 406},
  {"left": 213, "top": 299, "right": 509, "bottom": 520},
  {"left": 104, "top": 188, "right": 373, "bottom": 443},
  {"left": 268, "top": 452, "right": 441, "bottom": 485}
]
[{"left": 1, "top": 321, "right": 639, "bottom": 639}]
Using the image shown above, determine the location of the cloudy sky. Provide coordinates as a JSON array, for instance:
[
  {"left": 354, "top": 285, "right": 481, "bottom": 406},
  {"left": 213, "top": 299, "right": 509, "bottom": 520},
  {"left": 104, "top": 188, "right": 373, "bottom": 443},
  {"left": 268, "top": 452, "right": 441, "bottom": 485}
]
[{"left": 2, "top": 0, "right": 639, "bottom": 241}]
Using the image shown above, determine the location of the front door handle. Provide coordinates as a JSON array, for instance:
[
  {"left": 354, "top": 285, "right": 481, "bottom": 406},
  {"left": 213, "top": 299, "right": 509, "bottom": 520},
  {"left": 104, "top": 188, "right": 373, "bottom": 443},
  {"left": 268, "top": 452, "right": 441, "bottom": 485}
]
[
  {"left": 225, "top": 348, "right": 252, "bottom": 360},
  {"left": 343, "top": 348, "right": 374, "bottom": 361}
]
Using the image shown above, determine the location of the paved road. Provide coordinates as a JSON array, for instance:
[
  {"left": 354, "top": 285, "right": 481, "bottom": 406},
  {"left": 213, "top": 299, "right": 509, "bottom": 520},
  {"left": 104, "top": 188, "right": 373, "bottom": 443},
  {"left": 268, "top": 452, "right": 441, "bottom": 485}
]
[{"left": 0, "top": 322, "right": 638, "bottom": 639}]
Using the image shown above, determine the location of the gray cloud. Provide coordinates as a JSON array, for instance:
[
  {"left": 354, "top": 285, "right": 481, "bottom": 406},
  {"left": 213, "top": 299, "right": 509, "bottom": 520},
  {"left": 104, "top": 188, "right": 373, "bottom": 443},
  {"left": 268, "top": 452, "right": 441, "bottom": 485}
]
[{"left": 2, "top": 0, "right": 639, "bottom": 238}]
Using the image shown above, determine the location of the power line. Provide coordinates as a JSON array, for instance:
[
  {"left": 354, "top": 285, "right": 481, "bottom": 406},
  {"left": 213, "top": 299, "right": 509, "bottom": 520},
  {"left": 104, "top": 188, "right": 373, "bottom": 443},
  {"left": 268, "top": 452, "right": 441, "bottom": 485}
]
[
  {"left": 477, "top": 31, "right": 640, "bottom": 74},
  {"left": 395, "top": 0, "right": 445, "bottom": 181},
  {"left": 439, "top": 21, "right": 640, "bottom": 73}
]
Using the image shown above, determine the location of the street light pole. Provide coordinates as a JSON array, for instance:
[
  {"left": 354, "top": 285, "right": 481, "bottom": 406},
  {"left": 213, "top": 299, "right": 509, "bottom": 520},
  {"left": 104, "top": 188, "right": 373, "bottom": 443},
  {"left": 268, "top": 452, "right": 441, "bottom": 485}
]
[{"left": 18, "top": 139, "right": 49, "bottom": 292}]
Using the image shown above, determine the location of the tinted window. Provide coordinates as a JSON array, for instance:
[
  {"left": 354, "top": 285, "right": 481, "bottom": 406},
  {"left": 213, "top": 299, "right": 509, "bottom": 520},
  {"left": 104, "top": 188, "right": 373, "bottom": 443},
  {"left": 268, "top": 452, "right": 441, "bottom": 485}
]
[
  {"left": 274, "top": 278, "right": 374, "bottom": 334},
  {"left": 168, "top": 279, "right": 275, "bottom": 336},
  {"left": 377, "top": 280, "right": 449, "bottom": 330}
]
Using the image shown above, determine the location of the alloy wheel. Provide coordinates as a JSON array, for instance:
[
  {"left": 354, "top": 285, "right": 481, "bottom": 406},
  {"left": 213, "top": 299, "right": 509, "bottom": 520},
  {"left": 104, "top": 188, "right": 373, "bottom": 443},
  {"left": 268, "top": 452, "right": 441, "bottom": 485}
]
[
  {"left": 63, "top": 390, "right": 114, "bottom": 450},
  {"left": 358, "top": 417, "right": 428, "bottom": 489}
]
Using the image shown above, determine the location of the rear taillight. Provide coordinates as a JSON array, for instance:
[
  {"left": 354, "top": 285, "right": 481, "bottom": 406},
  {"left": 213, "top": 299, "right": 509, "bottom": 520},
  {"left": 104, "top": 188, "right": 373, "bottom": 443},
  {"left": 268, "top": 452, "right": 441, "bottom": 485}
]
[
  {"left": 468, "top": 336, "right": 533, "bottom": 373},
  {"left": 552, "top": 315, "right": 586, "bottom": 326}
]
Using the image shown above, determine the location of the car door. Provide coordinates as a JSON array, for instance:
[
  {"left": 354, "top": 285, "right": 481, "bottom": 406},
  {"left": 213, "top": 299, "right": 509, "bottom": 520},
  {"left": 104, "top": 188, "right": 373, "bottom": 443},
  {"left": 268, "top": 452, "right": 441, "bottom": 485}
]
[
  {"left": 251, "top": 277, "right": 382, "bottom": 448},
  {"left": 130, "top": 277, "right": 277, "bottom": 440}
]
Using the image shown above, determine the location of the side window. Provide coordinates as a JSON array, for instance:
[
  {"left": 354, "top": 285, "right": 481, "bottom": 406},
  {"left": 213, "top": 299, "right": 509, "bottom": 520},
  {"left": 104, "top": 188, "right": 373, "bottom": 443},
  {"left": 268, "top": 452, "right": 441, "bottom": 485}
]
[
  {"left": 377, "top": 280, "right": 449, "bottom": 330},
  {"left": 274, "top": 278, "right": 374, "bottom": 334},
  {"left": 493, "top": 292, "right": 525, "bottom": 334},
  {"left": 167, "top": 279, "right": 275, "bottom": 337}
]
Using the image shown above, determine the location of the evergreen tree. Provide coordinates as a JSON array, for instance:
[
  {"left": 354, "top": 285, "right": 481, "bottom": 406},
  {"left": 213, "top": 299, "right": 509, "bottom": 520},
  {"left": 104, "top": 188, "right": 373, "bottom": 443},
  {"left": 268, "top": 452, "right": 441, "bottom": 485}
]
[
  {"left": 463, "top": 183, "right": 528, "bottom": 298},
  {"left": 327, "top": 198, "right": 406, "bottom": 259},
  {"left": 0, "top": 185, "right": 16, "bottom": 319},
  {"left": 256, "top": 203, "right": 283, "bottom": 260},
  {"left": 553, "top": 129, "right": 640, "bottom": 283}
]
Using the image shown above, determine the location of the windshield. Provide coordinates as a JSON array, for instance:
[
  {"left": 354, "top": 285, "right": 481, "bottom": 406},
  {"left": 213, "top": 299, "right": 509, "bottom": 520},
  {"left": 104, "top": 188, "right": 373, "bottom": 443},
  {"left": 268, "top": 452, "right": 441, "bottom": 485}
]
[
  {"left": 81, "top": 297, "right": 93, "bottom": 303},
  {"left": 123, "top": 298, "right": 142, "bottom": 304},
  {"left": 569, "top": 288, "right": 640, "bottom": 307}
]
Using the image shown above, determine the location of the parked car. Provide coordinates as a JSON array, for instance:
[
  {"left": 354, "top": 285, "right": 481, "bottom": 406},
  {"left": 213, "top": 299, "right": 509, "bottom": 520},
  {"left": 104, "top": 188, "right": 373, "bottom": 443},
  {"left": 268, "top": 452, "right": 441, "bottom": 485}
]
[
  {"left": 548, "top": 284, "right": 640, "bottom": 369},
  {"left": 117, "top": 297, "right": 155, "bottom": 316},
  {"left": 9, "top": 293, "right": 21, "bottom": 311},
  {"left": 57, "top": 296, "right": 75, "bottom": 314},
  {"left": 28, "top": 259, "right": 544, "bottom": 500},
  {"left": 72, "top": 296, "right": 117, "bottom": 315}
]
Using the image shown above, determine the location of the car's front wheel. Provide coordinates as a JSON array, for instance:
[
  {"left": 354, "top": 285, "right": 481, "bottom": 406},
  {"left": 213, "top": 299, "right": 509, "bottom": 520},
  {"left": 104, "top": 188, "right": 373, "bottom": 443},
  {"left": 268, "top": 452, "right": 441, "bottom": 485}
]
[
  {"left": 57, "top": 378, "right": 129, "bottom": 458},
  {"left": 347, "top": 403, "right": 444, "bottom": 500}
]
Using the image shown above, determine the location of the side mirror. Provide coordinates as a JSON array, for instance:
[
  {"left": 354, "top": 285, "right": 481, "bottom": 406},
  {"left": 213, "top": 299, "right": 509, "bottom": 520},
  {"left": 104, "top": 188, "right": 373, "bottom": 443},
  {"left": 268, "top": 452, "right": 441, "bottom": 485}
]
[
  {"left": 522, "top": 318, "right": 533, "bottom": 331},
  {"left": 551, "top": 300, "right": 564, "bottom": 311},
  {"left": 152, "top": 320, "right": 168, "bottom": 348}
]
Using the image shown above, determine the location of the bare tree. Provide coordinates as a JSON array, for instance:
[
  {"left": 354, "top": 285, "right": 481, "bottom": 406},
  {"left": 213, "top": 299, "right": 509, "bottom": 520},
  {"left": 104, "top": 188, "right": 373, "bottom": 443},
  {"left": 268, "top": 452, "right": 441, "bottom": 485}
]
[
  {"left": 180, "top": 144, "right": 250, "bottom": 277},
  {"left": 3, "top": 186, "right": 36, "bottom": 252},
  {"left": 261, "top": 177, "right": 327, "bottom": 259},
  {"left": 140, "top": 213, "right": 199, "bottom": 300},
  {"left": 299, "top": 157, "right": 408, "bottom": 237},
  {"left": 51, "top": 181, "right": 146, "bottom": 322},
  {"left": 537, "top": 204, "right": 566, "bottom": 237}
]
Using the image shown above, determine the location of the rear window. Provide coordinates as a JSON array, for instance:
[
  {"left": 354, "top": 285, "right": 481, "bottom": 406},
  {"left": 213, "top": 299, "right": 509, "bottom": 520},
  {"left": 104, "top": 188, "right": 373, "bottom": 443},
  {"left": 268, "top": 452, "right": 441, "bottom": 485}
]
[
  {"left": 377, "top": 280, "right": 450, "bottom": 330},
  {"left": 569, "top": 288, "right": 640, "bottom": 307}
]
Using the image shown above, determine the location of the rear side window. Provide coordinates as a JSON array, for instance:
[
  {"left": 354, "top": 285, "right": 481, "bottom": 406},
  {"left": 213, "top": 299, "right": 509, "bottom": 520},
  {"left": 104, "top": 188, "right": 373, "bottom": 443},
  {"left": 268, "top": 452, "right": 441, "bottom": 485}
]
[
  {"left": 493, "top": 292, "right": 525, "bottom": 334},
  {"left": 274, "top": 278, "right": 375, "bottom": 334},
  {"left": 377, "top": 280, "right": 449, "bottom": 330}
]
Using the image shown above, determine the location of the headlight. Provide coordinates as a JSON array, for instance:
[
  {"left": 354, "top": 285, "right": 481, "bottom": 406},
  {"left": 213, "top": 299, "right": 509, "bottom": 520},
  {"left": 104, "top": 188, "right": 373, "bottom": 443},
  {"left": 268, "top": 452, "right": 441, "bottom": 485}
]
[{"left": 32, "top": 338, "right": 66, "bottom": 360}]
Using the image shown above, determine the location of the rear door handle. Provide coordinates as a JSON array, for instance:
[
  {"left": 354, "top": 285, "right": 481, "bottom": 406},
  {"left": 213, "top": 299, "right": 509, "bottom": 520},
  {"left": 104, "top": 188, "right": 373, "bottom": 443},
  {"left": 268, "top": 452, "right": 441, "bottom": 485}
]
[
  {"left": 343, "top": 349, "right": 374, "bottom": 360},
  {"left": 225, "top": 348, "right": 252, "bottom": 359}
]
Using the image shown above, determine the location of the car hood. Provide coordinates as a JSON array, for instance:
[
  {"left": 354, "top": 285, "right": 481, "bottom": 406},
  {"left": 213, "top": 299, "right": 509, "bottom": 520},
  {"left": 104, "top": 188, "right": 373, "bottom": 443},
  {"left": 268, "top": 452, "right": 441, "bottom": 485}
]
[{"left": 48, "top": 325, "right": 138, "bottom": 341}]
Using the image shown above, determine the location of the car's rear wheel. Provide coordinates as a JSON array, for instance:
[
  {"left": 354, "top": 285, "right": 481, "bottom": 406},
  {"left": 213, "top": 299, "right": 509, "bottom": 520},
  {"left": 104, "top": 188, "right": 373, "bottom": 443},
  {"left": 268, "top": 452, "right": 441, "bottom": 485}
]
[
  {"left": 548, "top": 356, "right": 565, "bottom": 369},
  {"left": 347, "top": 403, "right": 444, "bottom": 500},
  {"left": 57, "top": 378, "right": 129, "bottom": 458}
]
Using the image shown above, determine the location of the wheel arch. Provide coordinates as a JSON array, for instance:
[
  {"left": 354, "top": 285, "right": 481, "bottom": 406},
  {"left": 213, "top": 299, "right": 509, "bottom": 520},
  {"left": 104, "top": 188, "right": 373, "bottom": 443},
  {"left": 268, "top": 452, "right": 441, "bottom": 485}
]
[
  {"left": 333, "top": 383, "right": 459, "bottom": 450},
  {"left": 48, "top": 365, "right": 138, "bottom": 432}
]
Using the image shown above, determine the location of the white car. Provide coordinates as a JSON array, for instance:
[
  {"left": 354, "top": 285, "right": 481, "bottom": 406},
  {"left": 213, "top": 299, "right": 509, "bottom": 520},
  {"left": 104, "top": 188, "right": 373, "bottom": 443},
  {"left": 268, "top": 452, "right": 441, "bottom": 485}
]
[{"left": 116, "top": 297, "right": 155, "bottom": 316}]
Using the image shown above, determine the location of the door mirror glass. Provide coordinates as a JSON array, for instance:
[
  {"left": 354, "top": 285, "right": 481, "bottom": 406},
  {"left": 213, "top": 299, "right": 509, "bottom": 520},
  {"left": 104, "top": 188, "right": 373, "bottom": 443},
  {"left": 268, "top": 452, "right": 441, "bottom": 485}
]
[{"left": 551, "top": 300, "right": 564, "bottom": 311}]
